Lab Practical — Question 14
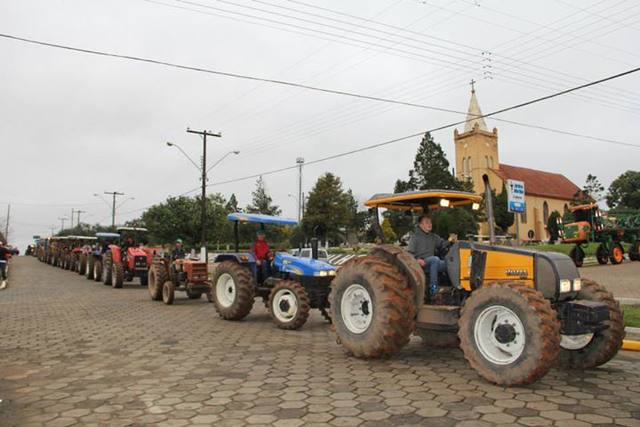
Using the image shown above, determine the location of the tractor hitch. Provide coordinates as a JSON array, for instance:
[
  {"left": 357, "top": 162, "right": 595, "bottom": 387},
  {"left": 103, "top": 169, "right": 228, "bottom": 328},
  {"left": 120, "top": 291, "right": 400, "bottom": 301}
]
[{"left": 557, "top": 300, "right": 610, "bottom": 335}]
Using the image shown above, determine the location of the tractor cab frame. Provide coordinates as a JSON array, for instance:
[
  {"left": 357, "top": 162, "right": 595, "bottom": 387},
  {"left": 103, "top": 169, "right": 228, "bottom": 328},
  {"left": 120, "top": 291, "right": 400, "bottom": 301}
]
[{"left": 210, "top": 213, "right": 336, "bottom": 329}]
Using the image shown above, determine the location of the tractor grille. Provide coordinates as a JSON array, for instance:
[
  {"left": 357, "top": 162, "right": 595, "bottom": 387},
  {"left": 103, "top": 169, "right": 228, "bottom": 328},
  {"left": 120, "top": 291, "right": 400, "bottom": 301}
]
[
  {"left": 190, "top": 263, "right": 208, "bottom": 282},
  {"left": 134, "top": 256, "right": 147, "bottom": 268}
]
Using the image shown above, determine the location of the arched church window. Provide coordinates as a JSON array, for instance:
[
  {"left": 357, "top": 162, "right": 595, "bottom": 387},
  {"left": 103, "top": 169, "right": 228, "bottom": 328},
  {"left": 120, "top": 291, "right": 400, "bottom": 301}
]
[
  {"left": 485, "top": 156, "right": 489, "bottom": 168},
  {"left": 489, "top": 157, "right": 494, "bottom": 168},
  {"left": 543, "top": 201, "right": 549, "bottom": 224},
  {"left": 467, "top": 157, "right": 472, "bottom": 174}
]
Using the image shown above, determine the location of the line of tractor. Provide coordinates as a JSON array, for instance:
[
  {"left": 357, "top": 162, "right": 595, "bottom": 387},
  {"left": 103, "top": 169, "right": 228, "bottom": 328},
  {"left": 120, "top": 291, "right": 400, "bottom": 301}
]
[{"left": 32, "top": 177, "right": 626, "bottom": 387}]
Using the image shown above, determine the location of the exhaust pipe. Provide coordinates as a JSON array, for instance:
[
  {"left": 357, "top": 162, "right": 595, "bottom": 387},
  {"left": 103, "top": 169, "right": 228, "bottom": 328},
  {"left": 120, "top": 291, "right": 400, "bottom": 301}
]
[{"left": 483, "top": 174, "right": 496, "bottom": 245}]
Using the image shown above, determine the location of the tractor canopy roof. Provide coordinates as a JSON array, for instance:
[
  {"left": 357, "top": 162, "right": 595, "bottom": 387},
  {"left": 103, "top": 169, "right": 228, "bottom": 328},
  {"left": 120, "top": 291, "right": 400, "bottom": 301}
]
[
  {"left": 67, "top": 235, "right": 97, "bottom": 240},
  {"left": 117, "top": 227, "right": 148, "bottom": 233},
  {"left": 227, "top": 212, "right": 298, "bottom": 226},
  {"left": 365, "top": 190, "right": 482, "bottom": 211},
  {"left": 570, "top": 203, "right": 598, "bottom": 213},
  {"left": 96, "top": 232, "right": 121, "bottom": 240}
]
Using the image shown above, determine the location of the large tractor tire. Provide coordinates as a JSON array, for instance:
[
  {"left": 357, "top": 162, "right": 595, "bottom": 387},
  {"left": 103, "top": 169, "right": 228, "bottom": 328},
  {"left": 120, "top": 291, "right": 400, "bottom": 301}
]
[
  {"left": 69, "top": 256, "right": 76, "bottom": 272},
  {"left": 559, "top": 279, "right": 625, "bottom": 369},
  {"left": 102, "top": 255, "right": 113, "bottom": 286},
  {"left": 329, "top": 256, "right": 416, "bottom": 359},
  {"left": 86, "top": 256, "right": 95, "bottom": 280},
  {"left": 148, "top": 264, "right": 167, "bottom": 301},
  {"left": 211, "top": 261, "right": 255, "bottom": 320},
  {"left": 139, "top": 272, "right": 149, "bottom": 287},
  {"left": 630, "top": 241, "right": 640, "bottom": 261},
  {"left": 111, "top": 262, "right": 124, "bottom": 288},
  {"left": 163, "top": 281, "right": 176, "bottom": 305},
  {"left": 596, "top": 244, "right": 608, "bottom": 265},
  {"left": 416, "top": 329, "right": 460, "bottom": 348},
  {"left": 78, "top": 254, "right": 87, "bottom": 275},
  {"left": 569, "top": 246, "right": 585, "bottom": 267},
  {"left": 610, "top": 243, "right": 624, "bottom": 265},
  {"left": 94, "top": 259, "right": 103, "bottom": 282},
  {"left": 458, "top": 281, "right": 560, "bottom": 386},
  {"left": 268, "top": 280, "right": 311, "bottom": 330}
]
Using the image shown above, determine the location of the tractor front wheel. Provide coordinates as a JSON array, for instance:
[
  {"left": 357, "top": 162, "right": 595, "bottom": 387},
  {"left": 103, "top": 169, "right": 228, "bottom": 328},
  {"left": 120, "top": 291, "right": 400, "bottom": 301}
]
[
  {"left": 148, "top": 264, "right": 166, "bottom": 301},
  {"left": 610, "top": 243, "right": 624, "bottom": 264},
  {"left": 78, "top": 254, "right": 87, "bottom": 275},
  {"left": 458, "top": 282, "right": 560, "bottom": 386},
  {"left": 102, "top": 256, "right": 112, "bottom": 285},
  {"left": 268, "top": 280, "right": 310, "bottom": 330},
  {"left": 630, "top": 241, "right": 640, "bottom": 261},
  {"left": 139, "top": 272, "right": 148, "bottom": 287},
  {"left": 559, "top": 279, "right": 624, "bottom": 369},
  {"left": 329, "top": 256, "right": 415, "bottom": 359},
  {"left": 163, "top": 281, "right": 175, "bottom": 305},
  {"left": 569, "top": 246, "right": 585, "bottom": 267},
  {"left": 596, "top": 244, "right": 608, "bottom": 265},
  {"left": 111, "top": 262, "right": 124, "bottom": 288},
  {"left": 211, "top": 261, "right": 255, "bottom": 320},
  {"left": 94, "top": 260, "right": 103, "bottom": 282}
]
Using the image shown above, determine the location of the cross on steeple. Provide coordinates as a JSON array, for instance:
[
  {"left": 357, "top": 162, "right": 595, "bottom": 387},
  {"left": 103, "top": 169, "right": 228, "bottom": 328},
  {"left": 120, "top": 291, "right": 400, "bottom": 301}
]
[{"left": 470, "top": 79, "right": 476, "bottom": 93}]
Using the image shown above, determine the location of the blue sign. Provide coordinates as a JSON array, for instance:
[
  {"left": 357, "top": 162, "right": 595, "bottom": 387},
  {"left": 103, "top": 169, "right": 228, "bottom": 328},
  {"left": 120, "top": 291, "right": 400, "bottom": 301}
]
[{"left": 507, "top": 179, "right": 526, "bottom": 214}]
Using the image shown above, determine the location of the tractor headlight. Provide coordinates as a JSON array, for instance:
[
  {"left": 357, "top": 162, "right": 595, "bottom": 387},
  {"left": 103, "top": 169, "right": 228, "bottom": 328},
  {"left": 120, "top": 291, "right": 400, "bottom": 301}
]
[
  {"left": 560, "top": 279, "right": 572, "bottom": 293},
  {"left": 328, "top": 270, "right": 336, "bottom": 276},
  {"left": 314, "top": 271, "right": 328, "bottom": 277},
  {"left": 440, "top": 199, "right": 450, "bottom": 208},
  {"left": 573, "top": 278, "right": 582, "bottom": 291},
  {"left": 472, "top": 203, "right": 480, "bottom": 211}
]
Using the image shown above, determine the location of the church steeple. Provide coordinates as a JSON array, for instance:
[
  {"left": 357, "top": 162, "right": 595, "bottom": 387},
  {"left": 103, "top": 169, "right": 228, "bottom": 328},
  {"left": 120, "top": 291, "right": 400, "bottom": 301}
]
[{"left": 464, "top": 81, "right": 488, "bottom": 132}]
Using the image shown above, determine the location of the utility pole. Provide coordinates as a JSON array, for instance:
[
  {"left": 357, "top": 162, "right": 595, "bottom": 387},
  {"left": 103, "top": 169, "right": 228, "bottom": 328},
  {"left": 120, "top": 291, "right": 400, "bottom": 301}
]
[
  {"left": 104, "top": 191, "right": 125, "bottom": 229},
  {"left": 58, "top": 217, "right": 67, "bottom": 232},
  {"left": 70, "top": 208, "right": 75, "bottom": 229},
  {"left": 76, "top": 210, "right": 86, "bottom": 227},
  {"left": 186, "top": 128, "right": 222, "bottom": 254},
  {"left": 296, "top": 157, "right": 305, "bottom": 222},
  {"left": 4, "top": 204, "right": 10, "bottom": 242}
]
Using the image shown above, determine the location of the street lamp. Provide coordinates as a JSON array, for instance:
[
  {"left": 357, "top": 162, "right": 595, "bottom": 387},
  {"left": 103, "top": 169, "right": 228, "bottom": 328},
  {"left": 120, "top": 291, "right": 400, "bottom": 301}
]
[
  {"left": 116, "top": 197, "right": 136, "bottom": 209},
  {"left": 206, "top": 150, "right": 240, "bottom": 174}
]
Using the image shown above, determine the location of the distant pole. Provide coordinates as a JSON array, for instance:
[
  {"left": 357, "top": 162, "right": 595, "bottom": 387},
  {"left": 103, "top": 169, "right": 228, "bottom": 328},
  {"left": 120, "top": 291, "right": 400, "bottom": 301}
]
[
  {"left": 76, "top": 210, "right": 86, "bottom": 227},
  {"left": 514, "top": 213, "right": 520, "bottom": 245},
  {"left": 4, "top": 204, "right": 10, "bottom": 242},
  {"left": 186, "top": 128, "right": 222, "bottom": 253},
  {"left": 58, "top": 217, "right": 67, "bottom": 232},
  {"left": 71, "top": 208, "right": 75, "bottom": 229},
  {"left": 104, "top": 191, "right": 125, "bottom": 229},
  {"left": 296, "top": 157, "right": 305, "bottom": 222}
]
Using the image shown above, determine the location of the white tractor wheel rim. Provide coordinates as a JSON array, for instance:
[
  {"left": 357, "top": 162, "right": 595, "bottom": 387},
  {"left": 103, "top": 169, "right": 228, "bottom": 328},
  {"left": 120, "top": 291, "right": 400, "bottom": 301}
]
[
  {"left": 341, "top": 284, "right": 373, "bottom": 334},
  {"left": 560, "top": 333, "right": 594, "bottom": 350},
  {"left": 474, "top": 305, "right": 525, "bottom": 365},
  {"left": 216, "top": 273, "right": 236, "bottom": 308},
  {"left": 272, "top": 289, "right": 299, "bottom": 323}
]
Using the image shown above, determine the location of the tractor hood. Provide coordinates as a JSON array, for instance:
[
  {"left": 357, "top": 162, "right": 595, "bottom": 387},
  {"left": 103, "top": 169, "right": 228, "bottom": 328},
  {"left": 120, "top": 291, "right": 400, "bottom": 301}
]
[{"left": 274, "top": 252, "right": 336, "bottom": 277}]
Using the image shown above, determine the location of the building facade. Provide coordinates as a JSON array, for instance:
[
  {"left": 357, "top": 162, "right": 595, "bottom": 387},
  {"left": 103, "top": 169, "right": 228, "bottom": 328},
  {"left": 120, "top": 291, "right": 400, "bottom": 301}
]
[{"left": 454, "top": 88, "right": 580, "bottom": 241}]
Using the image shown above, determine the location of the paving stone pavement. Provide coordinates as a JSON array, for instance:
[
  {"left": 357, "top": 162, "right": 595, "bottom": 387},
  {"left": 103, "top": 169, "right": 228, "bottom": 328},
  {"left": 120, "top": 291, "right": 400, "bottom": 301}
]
[
  {"left": 578, "top": 261, "right": 640, "bottom": 300},
  {"left": 1, "top": 256, "right": 640, "bottom": 427}
]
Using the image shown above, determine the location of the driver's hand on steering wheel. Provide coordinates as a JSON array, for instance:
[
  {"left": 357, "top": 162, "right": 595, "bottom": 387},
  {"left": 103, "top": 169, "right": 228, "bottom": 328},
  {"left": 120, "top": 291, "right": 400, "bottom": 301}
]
[{"left": 417, "top": 258, "right": 426, "bottom": 267}]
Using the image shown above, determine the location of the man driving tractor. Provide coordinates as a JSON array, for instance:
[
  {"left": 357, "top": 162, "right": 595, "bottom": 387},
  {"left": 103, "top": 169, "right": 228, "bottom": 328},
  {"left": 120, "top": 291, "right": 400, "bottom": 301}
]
[
  {"left": 171, "top": 239, "right": 186, "bottom": 260},
  {"left": 408, "top": 215, "right": 448, "bottom": 300},
  {"left": 251, "top": 230, "right": 271, "bottom": 277}
]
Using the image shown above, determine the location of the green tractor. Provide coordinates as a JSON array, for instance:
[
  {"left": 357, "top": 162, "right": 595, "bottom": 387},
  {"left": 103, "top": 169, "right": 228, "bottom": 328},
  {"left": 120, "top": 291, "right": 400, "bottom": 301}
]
[{"left": 559, "top": 204, "right": 640, "bottom": 266}]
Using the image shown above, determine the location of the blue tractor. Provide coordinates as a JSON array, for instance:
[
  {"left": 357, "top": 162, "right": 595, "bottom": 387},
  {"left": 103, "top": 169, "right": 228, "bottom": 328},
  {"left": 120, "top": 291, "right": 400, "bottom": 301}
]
[{"left": 210, "top": 213, "right": 336, "bottom": 330}]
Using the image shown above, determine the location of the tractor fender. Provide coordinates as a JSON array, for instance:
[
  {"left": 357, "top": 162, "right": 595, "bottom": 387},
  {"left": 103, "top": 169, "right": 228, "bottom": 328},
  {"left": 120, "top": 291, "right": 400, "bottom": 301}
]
[
  {"left": 370, "top": 244, "right": 426, "bottom": 309},
  {"left": 108, "top": 245, "right": 122, "bottom": 264},
  {"left": 213, "top": 253, "right": 255, "bottom": 264}
]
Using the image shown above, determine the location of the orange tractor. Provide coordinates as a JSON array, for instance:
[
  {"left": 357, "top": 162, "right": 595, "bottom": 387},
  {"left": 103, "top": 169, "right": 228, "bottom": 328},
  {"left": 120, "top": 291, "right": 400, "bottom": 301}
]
[
  {"left": 101, "top": 227, "right": 158, "bottom": 288},
  {"left": 148, "top": 254, "right": 211, "bottom": 305}
]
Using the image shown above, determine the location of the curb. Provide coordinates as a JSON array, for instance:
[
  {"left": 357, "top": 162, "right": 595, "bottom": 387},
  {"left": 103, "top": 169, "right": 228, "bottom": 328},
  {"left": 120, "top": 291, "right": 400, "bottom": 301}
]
[{"left": 622, "top": 340, "right": 640, "bottom": 351}]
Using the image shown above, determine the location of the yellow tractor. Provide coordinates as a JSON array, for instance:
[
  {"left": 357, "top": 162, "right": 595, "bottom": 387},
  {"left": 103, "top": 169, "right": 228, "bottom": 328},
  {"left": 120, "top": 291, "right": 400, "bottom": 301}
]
[{"left": 329, "top": 180, "right": 624, "bottom": 386}]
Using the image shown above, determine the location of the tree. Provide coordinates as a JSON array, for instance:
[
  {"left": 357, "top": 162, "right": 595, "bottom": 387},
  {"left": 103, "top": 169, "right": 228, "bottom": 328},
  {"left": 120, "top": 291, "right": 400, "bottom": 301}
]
[
  {"left": 386, "top": 179, "right": 415, "bottom": 239},
  {"left": 547, "top": 210, "right": 561, "bottom": 243},
  {"left": 246, "top": 177, "right": 281, "bottom": 216},
  {"left": 380, "top": 218, "right": 397, "bottom": 243},
  {"left": 303, "top": 173, "right": 357, "bottom": 245},
  {"left": 607, "top": 170, "right": 640, "bottom": 209},
  {"left": 494, "top": 184, "right": 515, "bottom": 233},
  {"left": 572, "top": 174, "right": 605, "bottom": 205},
  {"left": 226, "top": 193, "right": 240, "bottom": 213}
]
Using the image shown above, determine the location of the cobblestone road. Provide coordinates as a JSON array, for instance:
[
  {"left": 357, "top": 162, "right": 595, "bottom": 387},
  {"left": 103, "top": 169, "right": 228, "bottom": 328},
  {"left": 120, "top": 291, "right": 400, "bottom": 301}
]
[
  {"left": 579, "top": 262, "right": 640, "bottom": 299},
  {"left": 1, "top": 257, "right": 639, "bottom": 427}
]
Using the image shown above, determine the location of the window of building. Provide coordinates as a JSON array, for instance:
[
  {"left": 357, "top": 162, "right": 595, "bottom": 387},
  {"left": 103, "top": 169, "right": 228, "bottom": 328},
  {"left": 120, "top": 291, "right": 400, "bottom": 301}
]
[
  {"left": 543, "top": 201, "right": 549, "bottom": 224},
  {"left": 467, "top": 157, "right": 472, "bottom": 175},
  {"left": 485, "top": 156, "right": 489, "bottom": 168},
  {"left": 489, "top": 156, "right": 494, "bottom": 168}
]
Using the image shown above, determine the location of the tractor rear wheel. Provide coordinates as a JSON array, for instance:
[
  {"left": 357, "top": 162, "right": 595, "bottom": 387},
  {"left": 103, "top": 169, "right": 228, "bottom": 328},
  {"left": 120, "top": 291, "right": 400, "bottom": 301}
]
[
  {"left": 630, "top": 241, "right": 640, "bottom": 261},
  {"left": 458, "top": 281, "right": 560, "bottom": 386},
  {"left": 86, "top": 256, "right": 95, "bottom": 280},
  {"left": 78, "top": 254, "right": 87, "bottom": 275},
  {"left": 610, "top": 243, "right": 624, "bottom": 264},
  {"left": 268, "top": 280, "right": 310, "bottom": 330},
  {"left": 94, "top": 259, "right": 103, "bottom": 282},
  {"left": 569, "top": 246, "right": 584, "bottom": 267},
  {"left": 596, "top": 244, "right": 608, "bottom": 265},
  {"left": 111, "top": 262, "right": 124, "bottom": 288},
  {"left": 163, "top": 281, "right": 175, "bottom": 305},
  {"left": 416, "top": 329, "right": 460, "bottom": 348},
  {"left": 102, "top": 255, "right": 112, "bottom": 285},
  {"left": 148, "top": 264, "right": 166, "bottom": 301},
  {"left": 211, "top": 261, "right": 255, "bottom": 320},
  {"left": 329, "top": 256, "right": 416, "bottom": 359},
  {"left": 559, "top": 279, "right": 624, "bottom": 369},
  {"left": 69, "top": 256, "right": 76, "bottom": 272}
]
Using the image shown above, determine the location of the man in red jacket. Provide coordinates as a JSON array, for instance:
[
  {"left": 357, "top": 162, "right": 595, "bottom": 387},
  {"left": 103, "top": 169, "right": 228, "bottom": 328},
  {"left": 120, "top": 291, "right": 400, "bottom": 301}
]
[{"left": 252, "top": 230, "right": 271, "bottom": 279}]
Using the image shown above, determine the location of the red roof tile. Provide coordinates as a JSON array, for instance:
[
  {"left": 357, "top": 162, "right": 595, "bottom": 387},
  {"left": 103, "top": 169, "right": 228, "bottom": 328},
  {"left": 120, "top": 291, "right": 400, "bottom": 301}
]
[{"left": 493, "top": 164, "right": 580, "bottom": 200}]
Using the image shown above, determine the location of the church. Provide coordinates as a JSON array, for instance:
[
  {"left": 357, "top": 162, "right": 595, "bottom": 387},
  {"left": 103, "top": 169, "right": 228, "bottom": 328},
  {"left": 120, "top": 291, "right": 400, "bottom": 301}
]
[{"left": 453, "top": 87, "right": 580, "bottom": 241}]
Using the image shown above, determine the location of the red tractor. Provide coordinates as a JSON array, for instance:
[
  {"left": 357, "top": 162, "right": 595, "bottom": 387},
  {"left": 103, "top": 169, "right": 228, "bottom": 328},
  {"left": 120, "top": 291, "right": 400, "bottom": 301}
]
[
  {"left": 148, "top": 255, "right": 211, "bottom": 305},
  {"left": 101, "top": 227, "right": 157, "bottom": 288},
  {"left": 68, "top": 236, "right": 97, "bottom": 275}
]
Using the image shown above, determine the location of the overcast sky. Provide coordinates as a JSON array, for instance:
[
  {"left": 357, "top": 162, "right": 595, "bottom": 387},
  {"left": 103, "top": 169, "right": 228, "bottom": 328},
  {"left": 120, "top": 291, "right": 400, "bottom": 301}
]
[{"left": 1, "top": 0, "right": 639, "bottom": 251}]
